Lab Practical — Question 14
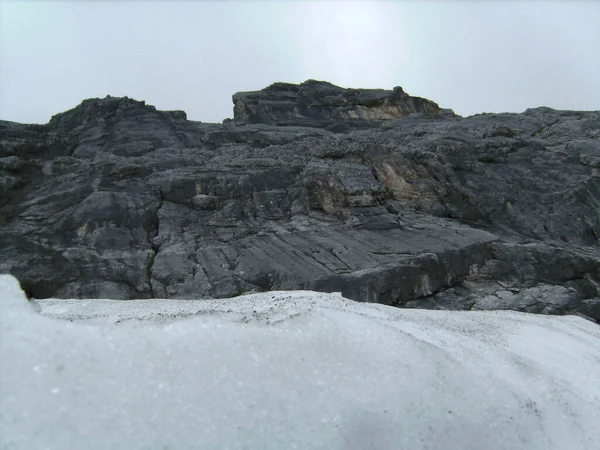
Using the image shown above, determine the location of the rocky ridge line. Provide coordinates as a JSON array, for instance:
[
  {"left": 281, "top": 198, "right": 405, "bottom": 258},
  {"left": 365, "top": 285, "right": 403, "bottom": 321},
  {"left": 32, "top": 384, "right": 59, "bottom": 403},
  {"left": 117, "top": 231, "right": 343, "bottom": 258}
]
[{"left": 1, "top": 80, "right": 599, "bottom": 322}]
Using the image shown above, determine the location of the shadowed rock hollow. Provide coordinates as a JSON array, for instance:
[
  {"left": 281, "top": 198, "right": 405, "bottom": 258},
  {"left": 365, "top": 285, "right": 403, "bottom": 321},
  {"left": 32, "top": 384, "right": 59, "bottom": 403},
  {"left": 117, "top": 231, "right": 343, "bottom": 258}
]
[{"left": 1, "top": 80, "right": 599, "bottom": 321}]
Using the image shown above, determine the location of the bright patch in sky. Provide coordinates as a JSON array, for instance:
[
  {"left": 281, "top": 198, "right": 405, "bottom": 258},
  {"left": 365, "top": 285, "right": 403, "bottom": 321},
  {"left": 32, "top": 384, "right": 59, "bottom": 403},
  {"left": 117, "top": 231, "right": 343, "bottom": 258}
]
[
  {"left": 284, "top": 1, "right": 408, "bottom": 89},
  {"left": 0, "top": 1, "right": 598, "bottom": 123}
]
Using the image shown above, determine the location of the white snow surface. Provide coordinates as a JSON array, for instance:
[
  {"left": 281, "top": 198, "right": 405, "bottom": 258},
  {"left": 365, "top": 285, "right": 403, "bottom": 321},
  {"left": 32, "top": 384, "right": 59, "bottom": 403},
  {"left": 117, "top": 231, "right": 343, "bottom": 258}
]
[{"left": 1, "top": 274, "right": 599, "bottom": 450}]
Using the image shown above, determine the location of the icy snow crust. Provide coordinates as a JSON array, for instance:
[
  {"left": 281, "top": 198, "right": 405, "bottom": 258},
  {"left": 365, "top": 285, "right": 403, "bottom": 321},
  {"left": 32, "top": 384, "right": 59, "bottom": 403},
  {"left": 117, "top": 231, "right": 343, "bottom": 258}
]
[{"left": 1, "top": 275, "right": 599, "bottom": 450}]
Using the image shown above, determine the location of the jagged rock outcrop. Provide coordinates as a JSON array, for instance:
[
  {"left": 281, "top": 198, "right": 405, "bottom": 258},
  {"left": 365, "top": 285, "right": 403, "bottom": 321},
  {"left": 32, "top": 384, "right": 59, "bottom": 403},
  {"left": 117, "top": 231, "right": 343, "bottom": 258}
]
[
  {"left": 232, "top": 80, "right": 455, "bottom": 129},
  {"left": 1, "top": 82, "right": 599, "bottom": 322}
]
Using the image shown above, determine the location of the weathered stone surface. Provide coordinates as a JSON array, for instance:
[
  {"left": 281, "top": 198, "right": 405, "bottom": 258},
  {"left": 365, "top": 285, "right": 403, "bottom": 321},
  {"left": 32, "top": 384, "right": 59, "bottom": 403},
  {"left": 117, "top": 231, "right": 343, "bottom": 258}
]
[
  {"left": 232, "top": 80, "right": 455, "bottom": 128},
  {"left": 1, "top": 83, "right": 599, "bottom": 321}
]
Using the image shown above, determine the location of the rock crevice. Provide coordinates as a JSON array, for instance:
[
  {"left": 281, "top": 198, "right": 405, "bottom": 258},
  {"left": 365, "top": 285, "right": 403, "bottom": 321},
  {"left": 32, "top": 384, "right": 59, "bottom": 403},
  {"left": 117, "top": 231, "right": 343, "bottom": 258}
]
[{"left": 1, "top": 80, "right": 599, "bottom": 321}]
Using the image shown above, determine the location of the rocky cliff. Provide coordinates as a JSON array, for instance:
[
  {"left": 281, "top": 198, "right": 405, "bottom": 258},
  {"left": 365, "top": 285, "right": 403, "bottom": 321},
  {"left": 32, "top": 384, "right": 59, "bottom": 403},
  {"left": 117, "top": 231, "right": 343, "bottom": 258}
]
[
  {"left": 232, "top": 79, "right": 454, "bottom": 129},
  {"left": 1, "top": 81, "right": 599, "bottom": 321}
]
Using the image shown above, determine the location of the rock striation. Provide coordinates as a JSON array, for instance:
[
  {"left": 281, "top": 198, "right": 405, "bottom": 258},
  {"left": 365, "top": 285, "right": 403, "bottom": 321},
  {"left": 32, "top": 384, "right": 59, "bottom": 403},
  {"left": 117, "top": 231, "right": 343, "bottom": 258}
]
[
  {"left": 232, "top": 79, "right": 454, "bottom": 129},
  {"left": 1, "top": 81, "right": 599, "bottom": 321}
]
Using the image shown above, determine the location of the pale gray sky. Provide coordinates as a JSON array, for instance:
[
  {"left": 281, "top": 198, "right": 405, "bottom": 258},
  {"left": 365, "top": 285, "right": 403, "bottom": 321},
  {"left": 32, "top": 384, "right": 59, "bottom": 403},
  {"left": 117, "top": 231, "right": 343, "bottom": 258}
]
[{"left": 1, "top": 0, "right": 599, "bottom": 124}]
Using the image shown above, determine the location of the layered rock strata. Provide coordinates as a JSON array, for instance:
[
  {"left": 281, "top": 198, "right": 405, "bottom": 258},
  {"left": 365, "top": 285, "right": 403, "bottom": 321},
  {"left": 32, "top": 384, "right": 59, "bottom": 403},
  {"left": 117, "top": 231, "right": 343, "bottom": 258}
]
[{"left": 1, "top": 82, "right": 599, "bottom": 321}]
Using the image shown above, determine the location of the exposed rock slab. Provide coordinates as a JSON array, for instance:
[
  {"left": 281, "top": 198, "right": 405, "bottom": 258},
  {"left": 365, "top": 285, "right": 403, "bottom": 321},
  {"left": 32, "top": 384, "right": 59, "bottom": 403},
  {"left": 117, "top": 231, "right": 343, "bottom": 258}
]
[
  {"left": 232, "top": 79, "right": 455, "bottom": 128},
  {"left": 1, "top": 84, "right": 599, "bottom": 321}
]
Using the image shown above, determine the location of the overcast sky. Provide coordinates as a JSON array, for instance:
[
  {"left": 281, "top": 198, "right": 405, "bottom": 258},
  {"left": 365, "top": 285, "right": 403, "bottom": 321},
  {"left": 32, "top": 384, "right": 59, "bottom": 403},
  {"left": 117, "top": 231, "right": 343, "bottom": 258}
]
[{"left": 1, "top": 1, "right": 599, "bottom": 124}]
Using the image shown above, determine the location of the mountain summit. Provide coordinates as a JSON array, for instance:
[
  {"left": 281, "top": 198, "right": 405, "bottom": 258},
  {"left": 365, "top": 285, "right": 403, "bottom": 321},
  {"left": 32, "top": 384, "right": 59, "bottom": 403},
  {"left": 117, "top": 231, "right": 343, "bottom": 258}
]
[
  {"left": 0, "top": 81, "right": 598, "bottom": 322},
  {"left": 232, "top": 79, "right": 456, "bottom": 129}
]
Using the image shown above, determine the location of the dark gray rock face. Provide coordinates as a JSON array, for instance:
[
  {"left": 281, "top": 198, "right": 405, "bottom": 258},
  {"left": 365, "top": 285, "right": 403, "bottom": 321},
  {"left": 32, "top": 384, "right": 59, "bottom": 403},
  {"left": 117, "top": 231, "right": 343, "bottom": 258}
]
[
  {"left": 232, "top": 80, "right": 454, "bottom": 128},
  {"left": 1, "top": 83, "right": 599, "bottom": 322}
]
